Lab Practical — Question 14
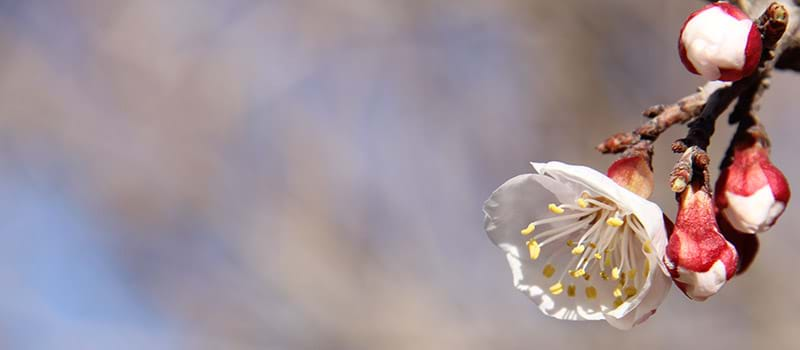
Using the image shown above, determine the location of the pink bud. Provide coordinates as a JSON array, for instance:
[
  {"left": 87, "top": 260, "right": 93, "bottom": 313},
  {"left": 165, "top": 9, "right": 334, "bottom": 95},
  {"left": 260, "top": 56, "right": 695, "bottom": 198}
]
[
  {"left": 607, "top": 156, "right": 654, "bottom": 198},
  {"left": 678, "top": 2, "right": 762, "bottom": 81},
  {"left": 665, "top": 182, "right": 738, "bottom": 301},
  {"left": 715, "top": 142, "right": 790, "bottom": 233}
]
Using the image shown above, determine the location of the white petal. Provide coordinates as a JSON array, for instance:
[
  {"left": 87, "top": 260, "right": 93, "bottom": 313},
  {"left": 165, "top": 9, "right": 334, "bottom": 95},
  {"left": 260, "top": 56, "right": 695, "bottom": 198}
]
[
  {"left": 484, "top": 174, "right": 574, "bottom": 249},
  {"left": 532, "top": 161, "right": 624, "bottom": 204},
  {"left": 484, "top": 173, "right": 615, "bottom": 321},
  {"left": 605, "top": 267, "right": 671, "bottom": 330},
  {"left": 504, "top": 251, "right": 607, "bottom": 321},
  {"left": 723, "top": 186, "right": 785, "bottom": 233}
]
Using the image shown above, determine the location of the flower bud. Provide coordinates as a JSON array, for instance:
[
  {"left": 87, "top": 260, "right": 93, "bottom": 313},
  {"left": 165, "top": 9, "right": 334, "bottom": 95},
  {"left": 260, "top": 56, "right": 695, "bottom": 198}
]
[
  {"left": 678, "top": 2, "right": 762, "bottom": 81},
  {"left": 715, "top": 140, "right": 790, "bottom": 233},
  {"left": 607, "top": 156, "right": 654, "bottom": 198},
  {"left": 665, "top": 181, "right": 738, "bottom": 301}
]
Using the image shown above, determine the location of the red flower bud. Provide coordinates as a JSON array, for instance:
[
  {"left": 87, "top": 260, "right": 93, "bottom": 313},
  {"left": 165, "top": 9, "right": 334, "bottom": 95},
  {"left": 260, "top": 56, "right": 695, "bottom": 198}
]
[
  {"left": 665, "top": 181, "right": 738, "bottom": 301},
  {"left": 607, "top": 156, "right": 654, "bottom": 199},
  {"left": 715, "top": 141, "right": 790, "bottom": 233},
  {"left": 678, "top": 2, "right": 762, "bottom": 81}
]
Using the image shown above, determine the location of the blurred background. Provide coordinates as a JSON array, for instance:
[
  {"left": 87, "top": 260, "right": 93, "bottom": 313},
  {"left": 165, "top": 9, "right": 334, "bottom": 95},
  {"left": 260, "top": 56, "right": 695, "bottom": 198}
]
[{"left": 0, "top": 0, "right": 798, "bottom": 349}]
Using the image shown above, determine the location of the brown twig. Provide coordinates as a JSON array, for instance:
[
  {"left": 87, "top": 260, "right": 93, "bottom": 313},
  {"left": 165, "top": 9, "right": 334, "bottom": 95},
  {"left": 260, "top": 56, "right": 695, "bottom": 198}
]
[{"left": 595, "top": 90, "right": 708, "bottom": 163}]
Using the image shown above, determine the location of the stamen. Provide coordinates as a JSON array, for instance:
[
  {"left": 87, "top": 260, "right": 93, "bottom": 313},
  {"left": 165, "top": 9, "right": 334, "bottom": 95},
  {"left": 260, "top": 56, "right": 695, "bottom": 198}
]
[
  {"left": 643, "top": 240, "right": 653, "bottom": 254},
  {"left": 572, "top": 210, "right": 610, "bottom": 250},
  {"left": 527, "top": 240, "right": 541, "bottom": 260},
  {"left": 570, "top": 269, "right": 586, "bottom": 278},
  {"left": 606, "top": 216, "right": 624, "bottom": 227},
  {"left": 549, "top": 282, "right": 564, "bottom": 295},
  {"left": 531, "top": 210, "right": 597, "bottom": 227},
  {"left": 627, "top": 269, "right": 637, "bottom": 284},
  {"left": 537, "top": 220, "right": 590, "bottom": 247},
  {"left": 567, "top": 284, "right": 576, "bottom": 297},
  {"left": 520, "top": 223, "right": 536, "bottom": 235},
  {"left": 611, "top": 267, "right": 621, "bottom": 280},
  {"left": 583, "top": 273, "right": 591, "bottom": 281},
  {"left": 600, "top": 271, "right": 609, "bottom": 280},
  {"left": 613, "top": 287, "right": 623, "bottom": 298},
  {"left": 542, "top": 264, "right": 556, "bottom": 278},
  {"left": 584, "top": 198, "right": 615, "bottom": 211},
  {"left": 566, "top": 239, "right": 575, "bottom": 247},
  {"left": 585, "top": 286, "right": 597, "bottom": 299},
  {"left": 571, "top": 244, "right": 586, "bottom": 255},
  {"left": 594, "top": 253, "right": 602, "bottom": 260},
  {"left": 577, "top": 198, "right": 589, "bottom": 208},
  {"left": 624, "top": 286, "right": 638, "bottom": 299},
  {"left": 548, "top": 203, "right": 565, "bottom": 214}
]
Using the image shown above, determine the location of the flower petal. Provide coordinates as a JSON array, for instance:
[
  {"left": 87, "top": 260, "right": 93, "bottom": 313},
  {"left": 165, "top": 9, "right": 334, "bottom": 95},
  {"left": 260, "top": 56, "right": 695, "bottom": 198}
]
[
  {"left": 484, "top": 173, "right": 576, "bottom": 250},
  {"left": 503, "top": 250, "right": 606, "bottom": 321},
  {"left": 605, "top": 267, "right": 671, "bottom": 330}
]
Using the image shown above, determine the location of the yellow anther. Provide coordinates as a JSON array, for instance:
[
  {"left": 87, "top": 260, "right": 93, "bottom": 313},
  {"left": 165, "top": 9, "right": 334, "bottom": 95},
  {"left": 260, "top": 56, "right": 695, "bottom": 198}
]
[
  {"left": 577, "top": 198, "right": 589, "bottom": 208},
  {"left": 600, "top": 271, "right": 609, "bottom": 280},
  {"left": 566, "top": 239, "right": 575, "bottom": 247},
  {"left": 627, "top": 269, "right": 637, "bottom": 283},
  {"left": 613, "top": 287, "right": 623, "bottom": 298},
  {"left": 567, "top": 284, "right": 576, "bottom": 297},
  {"left": 588, "top": 242, "right": 597, "bottom": 249},
  {"left": 548, "top": 203, "right": 565, "bottom": 214},
  {"left": 594, "top": 253, "right": 603, "bottom": 260},
  {"left": 613, "top": 297, "right": 625, "bottom": 309},
  {"left": 571, "top": 269, "right": 586, "bottom": 278},
  {"left": 520, "top": 223, "right": 536, "bottom": 235},
  {"left": 571, "top": 244, "right": 586, "bottom": 255},
  {"left": 583, "top": 273, "right": 591, "bottom": 281},
  {"left": 604, "top": 255, "right": 612, "bottom": 267},
  {"left": 585, "top": 286, "right": 597, "bottom": 300},
  {"left": 542, "top": 264, "right": 556, "bottom": 278},
  {"left": 549, "top": 282, "right": 564, "bottom": 295},
  {"left": 643, "top": 241, "right": 653, "bottom": 254},
  {"left": 606, "top": 217, "right": 624, "bottom": 227},
  {"left": 624, "top": 286, "right": 638, "bottom": 299},
  {"left": 611, "top": 267, "right": 621, "bottom": 280},
  {"left": 619, "top": 272, "right": 627, "bottom": 286},
  {"left": 527, "top": 240, "right": 541, "bottom": 260}
]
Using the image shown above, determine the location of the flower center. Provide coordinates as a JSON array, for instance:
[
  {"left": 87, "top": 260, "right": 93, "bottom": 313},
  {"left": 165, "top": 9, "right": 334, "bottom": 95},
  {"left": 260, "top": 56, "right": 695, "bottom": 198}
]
[{"left": 520, "top": 193, "right": 652, "bottom": 310}]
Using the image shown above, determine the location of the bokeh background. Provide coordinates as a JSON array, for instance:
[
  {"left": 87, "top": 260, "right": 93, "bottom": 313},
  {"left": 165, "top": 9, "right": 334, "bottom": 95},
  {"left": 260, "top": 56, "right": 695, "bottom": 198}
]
[{"left": 0, "top": 0, "right": 798, "bottom": 349}]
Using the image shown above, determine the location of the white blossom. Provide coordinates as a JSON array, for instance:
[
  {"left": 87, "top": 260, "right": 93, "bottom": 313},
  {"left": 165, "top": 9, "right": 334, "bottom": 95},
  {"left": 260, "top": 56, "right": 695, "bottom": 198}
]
[{"left": 484, "top": 162, "right": 671, "bottom": 329}]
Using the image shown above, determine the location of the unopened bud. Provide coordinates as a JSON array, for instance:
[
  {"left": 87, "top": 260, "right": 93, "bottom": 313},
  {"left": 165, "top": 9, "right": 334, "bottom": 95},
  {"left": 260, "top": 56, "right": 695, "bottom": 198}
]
[
  {"left": 715, "top": 140, "right": 790, "bottom": 233},
  {"left": 607, "top": 156, "right": 654, "bottom": 199},
  {"left": 678, "top": 2, "right": 762, "bottom": 81},
  {"left": 665, "top": 180, "right": 738, "bottom": 301}
]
